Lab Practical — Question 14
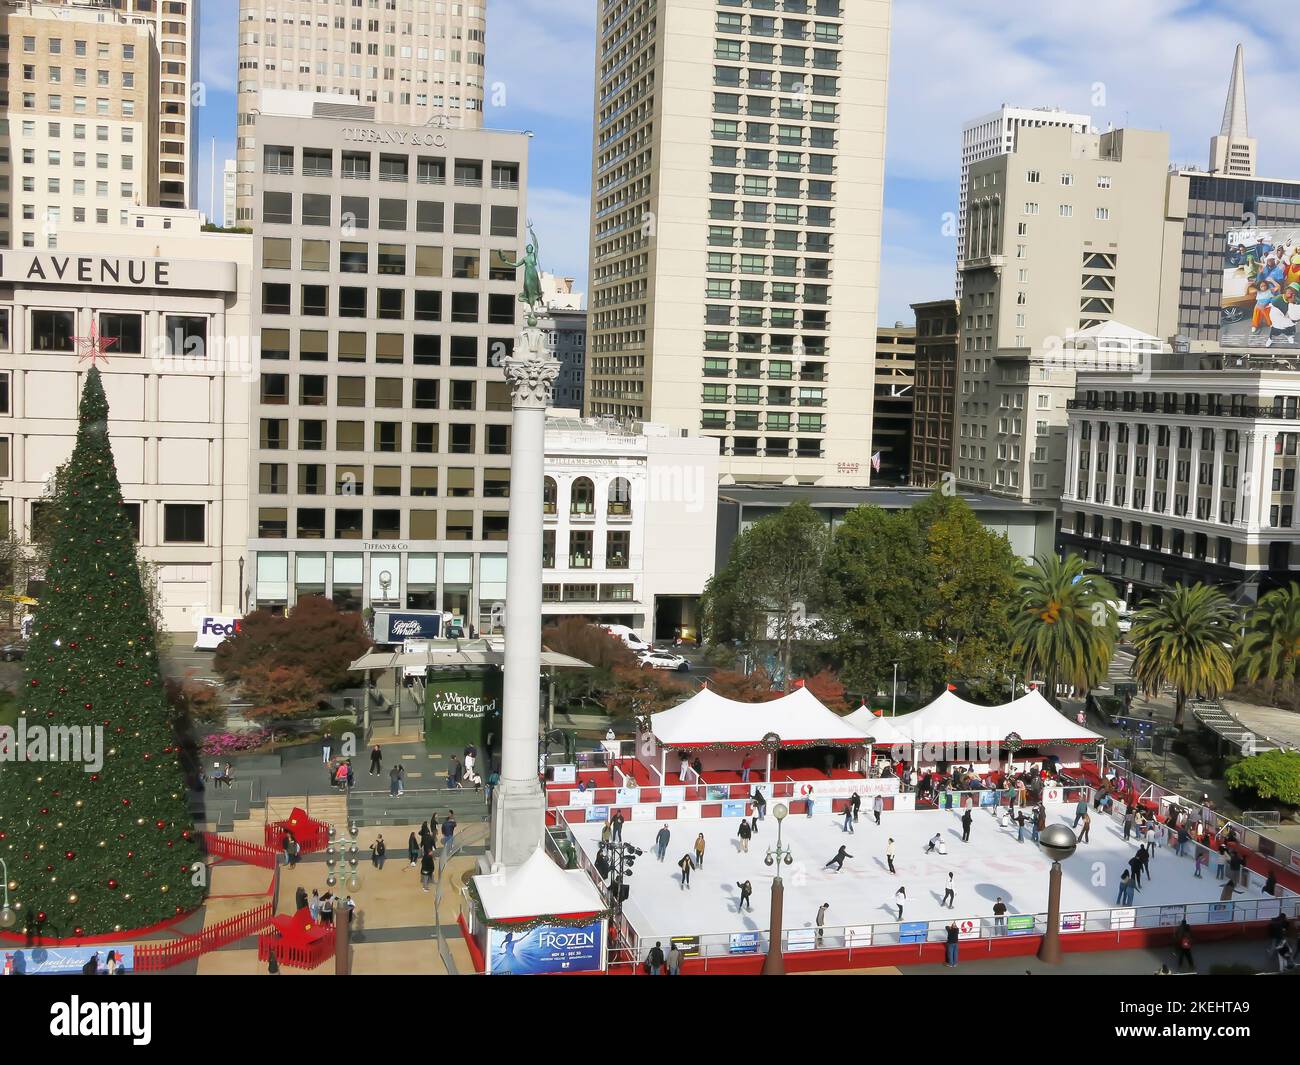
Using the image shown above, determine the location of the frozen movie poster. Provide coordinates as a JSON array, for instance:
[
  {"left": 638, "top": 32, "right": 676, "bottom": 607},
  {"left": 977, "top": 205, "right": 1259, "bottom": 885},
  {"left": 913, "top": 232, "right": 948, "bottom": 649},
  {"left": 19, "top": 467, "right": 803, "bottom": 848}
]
[{"left": 487, "top": 922, "right": 604, "bottom": 975}]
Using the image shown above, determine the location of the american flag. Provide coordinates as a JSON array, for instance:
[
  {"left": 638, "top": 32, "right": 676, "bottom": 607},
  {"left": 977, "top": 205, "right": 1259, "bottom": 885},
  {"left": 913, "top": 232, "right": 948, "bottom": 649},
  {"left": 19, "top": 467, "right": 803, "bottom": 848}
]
[{"left": 870, "top": 451, "right": 882, "bottom": 473}]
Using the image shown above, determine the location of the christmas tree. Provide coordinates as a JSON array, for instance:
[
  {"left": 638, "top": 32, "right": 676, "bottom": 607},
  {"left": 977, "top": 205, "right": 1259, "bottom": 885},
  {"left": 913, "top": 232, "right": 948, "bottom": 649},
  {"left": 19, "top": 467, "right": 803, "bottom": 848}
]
[{"left": 0, "top": 367, "right": 204, "bottom": 938}]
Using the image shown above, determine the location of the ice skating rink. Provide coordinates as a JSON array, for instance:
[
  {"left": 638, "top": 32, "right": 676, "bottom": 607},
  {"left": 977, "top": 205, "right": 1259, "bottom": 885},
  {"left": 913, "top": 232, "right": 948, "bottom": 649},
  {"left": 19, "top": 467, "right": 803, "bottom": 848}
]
[{"left": 571, "top": 802, "right": 1271, "bottom": 943}]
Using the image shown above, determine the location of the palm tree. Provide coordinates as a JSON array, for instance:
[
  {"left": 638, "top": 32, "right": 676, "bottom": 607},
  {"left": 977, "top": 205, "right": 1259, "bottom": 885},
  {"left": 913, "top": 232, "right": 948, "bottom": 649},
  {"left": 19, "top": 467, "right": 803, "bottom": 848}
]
[
  {"left": 1010, "top": 554, "right": 1119, "bottom": 706},
  {"left": 1237, "top": 581, "right": 1300, "bottom": 691},
  {"left": 1129, "top": 583, "right": 1237, "bottom": 729}
]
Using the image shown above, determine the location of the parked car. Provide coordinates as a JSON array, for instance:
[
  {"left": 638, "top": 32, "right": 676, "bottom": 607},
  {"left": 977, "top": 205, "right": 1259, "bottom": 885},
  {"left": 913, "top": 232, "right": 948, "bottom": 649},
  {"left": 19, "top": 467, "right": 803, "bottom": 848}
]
[
  {"left": 1, "top": 640, "right": 27, "bottom": 662},
  {"left": 639, "top": 649, "right": 690, "bottom": 672}
]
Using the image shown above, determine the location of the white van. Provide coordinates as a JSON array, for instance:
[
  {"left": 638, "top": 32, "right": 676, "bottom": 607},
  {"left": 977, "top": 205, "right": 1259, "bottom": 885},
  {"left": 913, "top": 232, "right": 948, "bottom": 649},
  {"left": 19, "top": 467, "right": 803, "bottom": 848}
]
[{"left": 600, "top": 624, "right": 653, "bottom": 654}]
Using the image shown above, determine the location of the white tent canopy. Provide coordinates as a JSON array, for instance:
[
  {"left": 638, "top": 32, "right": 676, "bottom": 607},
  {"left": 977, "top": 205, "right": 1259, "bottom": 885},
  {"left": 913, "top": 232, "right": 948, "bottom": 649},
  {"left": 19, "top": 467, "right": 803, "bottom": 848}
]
[
  {"left": 882, "top": 688, "right": 1101, "bottom": 746},
  {"left": 648, "top": 684, "right": 866, "bottom": 748},
  {"left": 842, "top": 706, "right": 912, "bottom": 748},
  {"left": 472, "top": 848, "right": 605, "bottom": 921}
]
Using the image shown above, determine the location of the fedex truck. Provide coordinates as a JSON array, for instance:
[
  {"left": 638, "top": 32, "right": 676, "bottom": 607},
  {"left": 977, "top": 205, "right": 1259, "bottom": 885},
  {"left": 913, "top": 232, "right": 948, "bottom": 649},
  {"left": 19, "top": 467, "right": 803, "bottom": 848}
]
[{"left": 194, "top": 615, "right": 243, "bottom": 650}]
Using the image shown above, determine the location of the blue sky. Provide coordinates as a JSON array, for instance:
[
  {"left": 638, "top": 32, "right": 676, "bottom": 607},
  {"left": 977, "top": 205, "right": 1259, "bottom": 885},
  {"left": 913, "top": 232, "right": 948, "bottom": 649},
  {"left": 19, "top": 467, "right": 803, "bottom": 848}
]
[{"left": 196, "top": 0, "right": 1295, "bottom": 325}]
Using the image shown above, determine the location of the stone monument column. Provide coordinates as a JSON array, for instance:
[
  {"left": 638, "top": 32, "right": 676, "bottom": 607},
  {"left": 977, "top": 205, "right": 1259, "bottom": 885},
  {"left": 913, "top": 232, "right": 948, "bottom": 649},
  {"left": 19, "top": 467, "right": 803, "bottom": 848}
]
[{"left": 490, "top": 321, "right": 560, "bottom": 870}]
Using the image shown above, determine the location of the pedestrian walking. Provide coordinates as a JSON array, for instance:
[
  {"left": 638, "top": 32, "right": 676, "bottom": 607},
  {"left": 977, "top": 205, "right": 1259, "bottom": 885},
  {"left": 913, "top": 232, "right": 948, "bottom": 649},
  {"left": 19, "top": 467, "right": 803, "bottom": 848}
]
[
  {"left": 369, "top": 744, "right": 382, "bottom": 776},
  {"left": 407, "top": 832, "right": 419, "bottom": 868},
  {"left": 736, "top": 880, "right": 753, "bottom": 912},
  {"left": 645, "top": 942, "right": 665, "bottom": 975},
  {"left": 894, "top": 886, "right": 906, "bottom": 921},
  {"left": 815, "top": 902, "right": 830, "bottom": 948},
  {"left": 322, "top": 737, "right": 332, "bottom": 765},
  {"left": 851, "top": 791, "right": 861, "bottom": 823},
  {"left": 941, "top": 871, "right": 955, "bottom": 909},
  {"left": 992, "top": 898, "right": 1007, "bottom": 936},
  {"left": 1128, "top": 853, "right": 1144, "bottom": 890},
  {"left": 1175, "top": 823, "right": 1190, "bottom": 857},
  {"left": 1033, "top": 805, "right": 1045, "bottom": 843},
  {"left": 873, "top": 794, "right": 884, "bottom": 826},
  {"left": 611, "top": 810, "right": 625, "bottom": 843},
  {"left": 1016, "top": 808, "right": 1026, "bottom": 843},
  {"left": 655, "top": 823, "right": 671, "bottom": 862},
  {"left": 886, "top": 838, "right": 896, "bottom": 874},
  {"left": 1228, "top": 849, "right": 1245, "bottom": 887},
  {"left": 1072, "top": 796, "right": 1087, "bottom": 828},
  {"left": 961, "top": 807, "right": 973, "bottom": 843},
  {"left": 737, "top": 818, "right": 752, "bottom": 853},
  {"left": 805, "top": 785, "right": 815, "bottom": 818},
  {"left": 420, "top": 850, "right": 435, "bottom": 891},
  {"left": 345, "top": 761, "right": 354, "bottom": 791},
  {"left": 740, "top": 753, "right": 754, "bottom": 784},
  {"left": 1115, "top": 869, "right": 1133, "bottom": 906},
  {"left": 1214, "top": 844, "right": 1227, "bottom": 879},
  {"left": 824, "top": 845, "right": 853, "bottom": 872},
  {"left": 694, "top": 832, "right": 706, "bottom": 869},
  {"left": 752, "top": 788, "right": 767, "bottom": 821},
  {"left": 1174, "top": 920, "right": 1195, "bottom": 972},
  {"left": 678, "top": 853, "right": 694, "bottom": 890},
  {"left": 842, "top": 803, "right": 855, "bottom": 834},
  {"left": 1193, "top": 848, "right": 1208, "bottom": 878},
  {"left": 389, "top": 764, "right": 402, "bottom": 797},
  {"left": 370, "top": 834, "right": 386, "bottom": 869},
  {"left": 1079, "top": 810, "right": 1091, "bottom": 843},
  {"left": 442, "top": 811, "right": 457, "bottom": 849},
  {"left": 945, "top": 920, "right": 960, "bottom": 967},
  {"left": 666, "top": 943, "right": 684, "bottom": 975},
  {"left": 1138, "top": 842, "right": 1151, "bottom": 880}
]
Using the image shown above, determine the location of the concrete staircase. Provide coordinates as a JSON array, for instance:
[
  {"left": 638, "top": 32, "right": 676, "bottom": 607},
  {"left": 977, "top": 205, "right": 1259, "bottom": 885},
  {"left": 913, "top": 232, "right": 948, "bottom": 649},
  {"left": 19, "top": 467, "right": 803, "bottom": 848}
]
[
  {"left": 187, "top": 754, "right": 280, "bottom": 832},
  {"left": 347, "top": 786, "right": 489, "bottom": 828}
]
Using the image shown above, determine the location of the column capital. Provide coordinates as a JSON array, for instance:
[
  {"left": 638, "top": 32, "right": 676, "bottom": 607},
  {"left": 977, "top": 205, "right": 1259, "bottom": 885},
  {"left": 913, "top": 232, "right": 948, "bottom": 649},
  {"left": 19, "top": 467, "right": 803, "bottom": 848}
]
[{"left": 503, "top": 326, "right": 561, "bottom": 409}]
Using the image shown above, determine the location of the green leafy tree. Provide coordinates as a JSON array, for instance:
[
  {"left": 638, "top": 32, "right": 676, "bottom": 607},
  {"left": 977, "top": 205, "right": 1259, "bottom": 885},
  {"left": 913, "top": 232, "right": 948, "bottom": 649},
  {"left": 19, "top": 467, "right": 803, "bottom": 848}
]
[
  {"left": 1225, "top": 749, "right": 1300, "bottom": 807},
  {"left": 1010, "top": 553, "right": 1118, "bottom": 706},
  {"left": 822, "top": 505, "right": 927, "bottom": 695},
  {"left": 914, "top": 492, "right": 1019, "bottom": 696},
  {"left": 1130, "top": 583, "right": 1237, "bottom": 729},
  {"left": 1237, "top": 582, "right": 1300, "bottom": 691},
  {"left": 700, "top": 501, "right": 827, "bottom": 687},
  {"left": 0, "top": 368, "right": 203, "bottom": 937}
]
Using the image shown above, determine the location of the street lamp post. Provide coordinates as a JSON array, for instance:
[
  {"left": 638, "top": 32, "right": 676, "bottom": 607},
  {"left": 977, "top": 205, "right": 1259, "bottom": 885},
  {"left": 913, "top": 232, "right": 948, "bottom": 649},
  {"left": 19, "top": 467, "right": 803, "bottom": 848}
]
[
  {"left": 1036, "top": 823, "right": 1078, "bottom": 964},
  {"left": 761, "top": 803, "right": 794, "bottom": 975},
  {"left": 237, "top": 556, "right": 245, "bottom": 613},
  {"left": 891, "top": 662, "right": 899, "bottom": 717}
]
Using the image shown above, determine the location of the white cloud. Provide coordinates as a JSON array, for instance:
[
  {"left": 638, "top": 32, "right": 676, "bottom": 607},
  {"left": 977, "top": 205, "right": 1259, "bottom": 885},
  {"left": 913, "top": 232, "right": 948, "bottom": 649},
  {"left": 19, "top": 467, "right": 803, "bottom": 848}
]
[
  {"left": 526, "top": 186, "right": 593, "bottom": 298},
  {"left": 485, "top": 0, "right": 595, "bottom": 123}
]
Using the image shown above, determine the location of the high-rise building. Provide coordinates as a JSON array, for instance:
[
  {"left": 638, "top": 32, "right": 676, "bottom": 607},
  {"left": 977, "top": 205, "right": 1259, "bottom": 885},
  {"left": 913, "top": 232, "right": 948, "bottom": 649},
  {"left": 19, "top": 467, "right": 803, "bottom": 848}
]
[
  {"left": 955, "top": 125, "right": 1182, "bottom": 503},
  {"left": 539, "top": 274, "right": 586, "bottom": 412},
  {"left": 246, "top": 92, "right": 529, "bottom": 631},
  {"left": 585, "top": 0, "right": 891, "bottom": 486},
  {"left": 0, "top": 208, "right": 252, "bottom": 631},
  {"left": 958, "top": 105, "right": 1090, "bottom": 295},
  {"left": 0, "top": 1, "right": 165, "bottom": 249},
  {"left": 871, "top": 322, "right": 914, "bottom": 484},
  {"left": 908, "top": 298, "right": 959, "bottom": 488},
  {"left": 222, "top": 158, "right": 237, "bottom": 228},
  {"left": 1208, "top": 44, "right": 1255, "bottom": 178},
  {"left": 1060, "top": 336, "right": 1298, "bottom": 603},
  {"left": 234, "top": 0, "right": 487, "bottom": 223}
]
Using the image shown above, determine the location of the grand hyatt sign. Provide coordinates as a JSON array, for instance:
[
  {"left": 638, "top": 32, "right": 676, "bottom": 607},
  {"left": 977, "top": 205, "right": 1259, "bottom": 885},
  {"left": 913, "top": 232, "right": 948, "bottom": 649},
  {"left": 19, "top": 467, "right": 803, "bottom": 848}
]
[
  {"left": 0, "top": 253, "right": 236, "bottom": 292},
  {"left": 340, "top": 126, "right": 448, "bottom": 147}
]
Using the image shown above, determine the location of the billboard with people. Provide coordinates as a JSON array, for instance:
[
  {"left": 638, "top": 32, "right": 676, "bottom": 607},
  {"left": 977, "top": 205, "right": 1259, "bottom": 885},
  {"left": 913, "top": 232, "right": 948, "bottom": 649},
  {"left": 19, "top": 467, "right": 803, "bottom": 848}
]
[{"left": 1221, "top": 228, "right": 1300, "bottom": 345}]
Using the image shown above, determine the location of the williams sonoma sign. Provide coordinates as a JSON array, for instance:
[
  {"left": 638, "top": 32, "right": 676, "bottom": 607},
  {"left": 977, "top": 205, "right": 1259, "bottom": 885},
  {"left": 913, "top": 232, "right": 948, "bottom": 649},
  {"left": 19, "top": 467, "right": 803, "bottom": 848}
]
[{"left": 0, "top": 253, "right": 237, "bottom": 292}]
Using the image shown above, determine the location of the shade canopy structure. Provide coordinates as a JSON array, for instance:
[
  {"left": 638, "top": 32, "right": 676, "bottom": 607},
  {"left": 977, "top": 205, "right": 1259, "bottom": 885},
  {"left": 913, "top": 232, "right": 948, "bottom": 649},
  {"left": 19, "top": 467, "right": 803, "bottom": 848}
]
[
  {"left": 349, "top": 641, "right": 590, "bottom": 673},
  {"left": 470, "top": 847, "right": 606, "bottom": 924},
  {"left": 883, "top": 688, "right": 1102, "bottom": 746},
  {"left": 842, "top": 706, "right": 913, "bottom": 748},
  {"left": 647, "top": 684, "right": 866, "bottom": 749}
]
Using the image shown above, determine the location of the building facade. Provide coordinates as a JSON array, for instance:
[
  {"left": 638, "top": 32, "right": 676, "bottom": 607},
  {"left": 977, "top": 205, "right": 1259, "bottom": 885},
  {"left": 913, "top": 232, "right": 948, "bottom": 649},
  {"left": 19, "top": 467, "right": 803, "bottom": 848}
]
[
  {"left": 538, "top": 272, "right": 586, "bottom": 412},
  {"left": 0, "top": 1, "right": 162, "bottom": 249},
  {"left": 958, "top": 105, "right": 1090, "bottom": 295},
  {"left": 871, "top": 322, "right": 913, "bottom": 483},
  {"left": 246, "top": 94, "right": 528, "bottom": 633},
  {"left": 585, "top": 0, "right": 891, "bottom": 485},
  {"left": 955, "top": 125, "right": 1182, "bottom": 503},
  {"left": 908, "top": 298, "right": 958, "bottom": 487},
  {"left": 1060, "top": 348, "right": 1300, "bottom": 603},
  {"left": 0, "top": 213, "right": 252, "bottom": 631},
  {"left": 234, "top": 0, "right": 487, "bottom": 222},
  {"left": 542, "top": 416, "right": 719, "bottom": 641}
]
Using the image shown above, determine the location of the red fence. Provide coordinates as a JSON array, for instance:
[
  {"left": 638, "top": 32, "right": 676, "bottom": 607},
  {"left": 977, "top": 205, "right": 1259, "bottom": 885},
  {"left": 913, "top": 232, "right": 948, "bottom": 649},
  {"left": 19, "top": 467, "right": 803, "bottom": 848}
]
[
  {"left": 265, "top": 817, "right": 331, "bottom": 854},
  {"left": 203, "top": 832, "right": 280, "bottom": 869},
  {"left": 135, "top": 900, "right": 275, "bottom": 972},
  {"left": 258, "top": 927, "right": 337, "bottom": 970}
]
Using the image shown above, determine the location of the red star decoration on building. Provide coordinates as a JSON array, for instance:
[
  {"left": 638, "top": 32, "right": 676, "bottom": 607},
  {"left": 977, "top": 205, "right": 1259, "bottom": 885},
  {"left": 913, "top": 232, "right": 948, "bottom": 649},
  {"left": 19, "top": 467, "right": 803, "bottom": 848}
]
[{"left": 73, "top": 322, "right": 118, "bottom": 366}]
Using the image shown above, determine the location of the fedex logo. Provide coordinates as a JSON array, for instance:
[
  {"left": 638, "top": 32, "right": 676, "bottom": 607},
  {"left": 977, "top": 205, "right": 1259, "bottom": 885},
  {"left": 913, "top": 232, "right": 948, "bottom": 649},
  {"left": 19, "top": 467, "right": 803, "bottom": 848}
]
[{"left": 195, "top": 615, "right": 243, "bottom": 650}]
